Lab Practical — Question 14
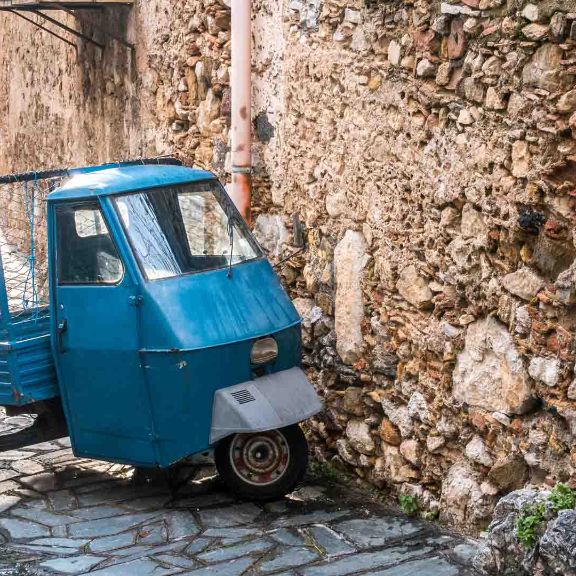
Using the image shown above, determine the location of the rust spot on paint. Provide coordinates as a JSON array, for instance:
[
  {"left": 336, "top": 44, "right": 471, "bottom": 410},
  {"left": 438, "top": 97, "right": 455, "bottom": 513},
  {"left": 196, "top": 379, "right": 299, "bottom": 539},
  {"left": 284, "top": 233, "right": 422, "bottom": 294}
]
[{"left": 240, "top": 106, "right": 248, "bottom": 120}]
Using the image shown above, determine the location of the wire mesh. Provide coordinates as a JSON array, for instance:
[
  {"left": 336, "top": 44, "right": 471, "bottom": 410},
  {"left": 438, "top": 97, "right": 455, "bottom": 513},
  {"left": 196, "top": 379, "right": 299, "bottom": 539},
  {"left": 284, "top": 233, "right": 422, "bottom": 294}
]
[{"left": 0, "top": 176, "right": 64, "bottom": 322}]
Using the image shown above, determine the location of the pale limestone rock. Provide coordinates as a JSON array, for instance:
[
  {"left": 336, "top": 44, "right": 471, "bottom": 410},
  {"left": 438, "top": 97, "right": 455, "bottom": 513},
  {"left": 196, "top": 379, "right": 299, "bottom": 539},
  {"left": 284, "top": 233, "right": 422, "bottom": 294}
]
[
  {"left": 482, "top": 56, "right": 502, "bottom": 77},
  {"left": 325, "top": 191, "right": 347, "bottom": 218},
  {"left": 457, "top": 109, "right": 475, "bottom": 125},
  {"left": 437, "top": 416, "right": 459, "bottom": 439},
  {"left": 522, "top": 43, "right": 565, "bottom": 92},
  {"left": 440, "top": 462, "right": 495, "bottom": 528},
  {"left": 511, "top": 140, "right": 531, "bottom": 178},
  {"left": 502, "top": 268, "right": 544, "bottom": 301},
  {"left": 461, "top": 203, "right": 487, "bottom": 241},
  {"left": 465, "top": 435, "right": 494, "bottom": 467},
  {"left": 521, "top": 3, "right": 539, "bottom": 22},
  {"left": 350, "top": 27, "right": 370, "bottom": 53},
  {"left": 447, "top": 237, "right": 474, "bottom": 269},
  {"left": 396, "top": 265, "right": 433, "bottom": 309},
  {"left": 293, "top": 297, "right": 323, "bottom": 330},
  {"left": 436, "top": 62, "right": 451, "bottom": 86},
  {"left": 379, "top": 444, "right": 419, "bottom": 483},
  {"left": 441, "top": 2, "right": 479, "bottom": 16},
  {"left": 399, "top": 439, "right": 421, "bottom": 467},
  {"left": 492, "top": 412, "right": 512, "bottom": 427},
  {"left": 336, "top": 438, "right": 359, "bottom": 466},
  {"left": 507, "top": 93, "right": 526, "bottom": 118},
  {"left": 388, "top": 40, "right": 401, "bottom": 66},
  {"left": 568, "top": 378, "right": 576, "bottom": 400},
  {"left": 555, "top": 260, "right": 576, "bottom": 305},
  {"left": 522, "top": 23, "right": 548, "bottom": 41},
  {"left": 453, "top": 316, "right": 533, "bottom": 414},
  {"left": 196, "top": 89, "right": 221, "bottom": 136},
  {"left": 407, "top": 392, "right": 430, "bottom": 423},
  {"left": 514, "top": 305, "right": 532, "bottom": 335},
  {"left": 334, "top": 231, "right": 369, "bottom": 364},
  {"left": 343, "top": 8, "right": 362, "bottom": 24},
  {"left": 427, "top": 435, "right": 446, "bottom": 453},
  {"left": 253, "top": 214, "right": 289, "bottom": 258},
  {"left": 485, "top": 87, "right": 506, "bottom": 110},
  {"left": 528, "top": 356, "right": 560, "bottom": 387},
  {"left": 346, "top": 419, "right": 374, "bottom": 455},
  {"left": 462, "top": 77, "right": 485, "bottom": 103},
  {"left": 440, "top": 321, "right": 460, "bottom": 340},
  {"left": 380, "top": 399, "right": 413, "bottom": 438},
  {"left": 479, "top": 0, "right": 504, "bottom": 7},
  {"left": 416, "top": 58, "right": 435, "bottom": 78},
  {"left": 550, "top": 12, "right": 567, "bottom": 41},
  {"left": 557, "top": 89, "right": 576, "bottom": 113}
]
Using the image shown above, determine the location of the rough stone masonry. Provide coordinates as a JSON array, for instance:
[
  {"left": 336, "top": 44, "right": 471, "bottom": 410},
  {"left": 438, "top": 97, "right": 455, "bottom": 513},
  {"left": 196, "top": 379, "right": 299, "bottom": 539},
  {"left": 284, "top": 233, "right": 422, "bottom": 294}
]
[{"left": 1, "top": 0, "right": 576, "bottom": 535}]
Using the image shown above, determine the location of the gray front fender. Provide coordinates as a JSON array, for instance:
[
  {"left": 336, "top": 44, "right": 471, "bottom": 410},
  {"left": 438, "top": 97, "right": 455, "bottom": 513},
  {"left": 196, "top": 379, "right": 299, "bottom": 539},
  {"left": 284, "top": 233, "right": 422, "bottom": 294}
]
[{"left": 210, "top": 367, "right": 323, "bottom": 444}]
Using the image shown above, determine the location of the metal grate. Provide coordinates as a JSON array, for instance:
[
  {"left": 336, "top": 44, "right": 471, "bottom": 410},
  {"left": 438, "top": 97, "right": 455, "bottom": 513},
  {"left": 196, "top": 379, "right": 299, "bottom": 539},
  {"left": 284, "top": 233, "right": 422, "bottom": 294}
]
[
  {"left": 0, "top": 175, "right": 64, "bottom": 322},
  {"left": 230, "top": 389, "right": 256, "bottom": 405}
]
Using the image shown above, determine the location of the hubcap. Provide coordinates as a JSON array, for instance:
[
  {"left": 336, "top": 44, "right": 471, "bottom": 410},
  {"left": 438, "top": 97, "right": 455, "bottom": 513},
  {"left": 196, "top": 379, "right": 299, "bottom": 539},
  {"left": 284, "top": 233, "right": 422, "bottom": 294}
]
[{"left": 230, "top": 430, "right": 290, "bottom": 486}]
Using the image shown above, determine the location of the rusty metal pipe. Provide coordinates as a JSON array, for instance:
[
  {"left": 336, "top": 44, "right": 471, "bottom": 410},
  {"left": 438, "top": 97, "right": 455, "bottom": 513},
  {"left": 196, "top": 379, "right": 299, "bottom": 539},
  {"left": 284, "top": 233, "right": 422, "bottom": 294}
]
[{"left": 230, "top": 0, "right": 252, "bottom": 224}]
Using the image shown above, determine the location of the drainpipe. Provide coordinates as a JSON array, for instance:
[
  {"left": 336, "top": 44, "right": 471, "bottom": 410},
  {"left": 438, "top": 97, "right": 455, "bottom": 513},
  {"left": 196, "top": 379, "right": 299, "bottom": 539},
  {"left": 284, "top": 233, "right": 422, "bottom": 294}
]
[{"left": 230, "top": 0, "right": 252, "bottom": 224}]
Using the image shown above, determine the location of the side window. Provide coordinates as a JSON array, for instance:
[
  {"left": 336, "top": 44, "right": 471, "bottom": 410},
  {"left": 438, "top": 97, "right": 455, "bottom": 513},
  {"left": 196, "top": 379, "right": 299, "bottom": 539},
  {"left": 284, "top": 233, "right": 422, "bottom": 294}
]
[{"left": 56, "top": 203, "right": 124, "bottom": 285}]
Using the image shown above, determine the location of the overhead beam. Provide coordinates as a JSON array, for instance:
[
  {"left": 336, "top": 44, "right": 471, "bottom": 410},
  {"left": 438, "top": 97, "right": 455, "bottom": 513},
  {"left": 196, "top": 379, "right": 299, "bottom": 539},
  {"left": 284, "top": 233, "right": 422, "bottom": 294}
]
[
  {"left": 8, "top": 8, "right": 76, "bottom": 49},
  {"left": 0, "top": 1, "right": 133, "bottom": 6},
  {"left": 34, "top": 9, "right": 105, "bottom": 49}
]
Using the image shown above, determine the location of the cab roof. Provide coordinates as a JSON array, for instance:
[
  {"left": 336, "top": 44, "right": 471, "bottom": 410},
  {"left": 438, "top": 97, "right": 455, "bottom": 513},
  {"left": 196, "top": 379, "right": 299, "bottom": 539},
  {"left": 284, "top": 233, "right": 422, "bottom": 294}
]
[{"left": 48, "top": 164, "right": 216, "bottom": 201}]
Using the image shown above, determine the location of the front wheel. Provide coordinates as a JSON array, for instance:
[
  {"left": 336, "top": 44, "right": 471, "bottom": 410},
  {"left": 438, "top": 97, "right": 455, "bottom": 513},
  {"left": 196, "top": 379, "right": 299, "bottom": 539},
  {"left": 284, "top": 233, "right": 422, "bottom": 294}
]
[{"left": 215, "top": 424, "right": 309, "bottom": 500}]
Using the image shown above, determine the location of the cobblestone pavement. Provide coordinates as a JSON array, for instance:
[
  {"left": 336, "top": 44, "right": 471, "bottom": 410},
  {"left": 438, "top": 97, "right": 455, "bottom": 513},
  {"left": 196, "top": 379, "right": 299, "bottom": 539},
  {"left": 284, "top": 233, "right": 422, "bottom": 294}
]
[{"left": 0, "top": 418, "right": 479, "bottom": 576}]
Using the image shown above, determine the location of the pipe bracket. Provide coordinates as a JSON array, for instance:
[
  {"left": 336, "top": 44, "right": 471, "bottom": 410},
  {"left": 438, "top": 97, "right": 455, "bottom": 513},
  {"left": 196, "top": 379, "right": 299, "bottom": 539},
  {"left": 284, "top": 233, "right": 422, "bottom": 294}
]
[{"left": 231, "top": 166, "right": 253, "bottom": 175}]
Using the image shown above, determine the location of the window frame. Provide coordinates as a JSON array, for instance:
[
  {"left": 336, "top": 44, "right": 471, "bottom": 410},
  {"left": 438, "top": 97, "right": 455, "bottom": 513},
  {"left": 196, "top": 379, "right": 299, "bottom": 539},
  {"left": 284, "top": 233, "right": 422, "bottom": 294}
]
[
  {"left": 112, "top": 180, "right": 264, "bottom": 282},
  {"left": 55, "top": 200, "right": 125, "bottom": 287}
]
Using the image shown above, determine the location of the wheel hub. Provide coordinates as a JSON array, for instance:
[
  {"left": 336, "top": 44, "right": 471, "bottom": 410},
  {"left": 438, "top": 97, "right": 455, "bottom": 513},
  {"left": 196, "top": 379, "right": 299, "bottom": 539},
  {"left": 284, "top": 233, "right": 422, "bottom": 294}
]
[{"left": 230, "top": 430, "right": 290, "bottom": 486}]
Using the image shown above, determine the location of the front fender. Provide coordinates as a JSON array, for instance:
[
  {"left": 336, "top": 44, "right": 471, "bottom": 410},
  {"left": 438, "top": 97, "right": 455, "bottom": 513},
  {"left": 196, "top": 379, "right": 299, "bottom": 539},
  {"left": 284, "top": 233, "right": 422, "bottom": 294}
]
[{"left": 210, "top": 367, "right": 323, "bottom": 443}]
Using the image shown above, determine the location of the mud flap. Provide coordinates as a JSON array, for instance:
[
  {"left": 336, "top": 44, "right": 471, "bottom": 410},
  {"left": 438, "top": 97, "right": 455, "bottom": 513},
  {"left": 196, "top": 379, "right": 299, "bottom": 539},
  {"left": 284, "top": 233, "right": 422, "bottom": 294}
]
[{"left": 210, "top": 367, "right": 323, "bottom": 444}]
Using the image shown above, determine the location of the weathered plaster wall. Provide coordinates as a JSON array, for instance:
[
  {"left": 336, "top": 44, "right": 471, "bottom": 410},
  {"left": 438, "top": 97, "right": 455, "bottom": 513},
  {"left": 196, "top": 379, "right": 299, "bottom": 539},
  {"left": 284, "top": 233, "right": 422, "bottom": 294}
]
[
  {"left": 1, "top": 0, "right": 576, "bottom": 534},
  {"left": 0, "top": 7, "right": 147, "bottom": 173}
]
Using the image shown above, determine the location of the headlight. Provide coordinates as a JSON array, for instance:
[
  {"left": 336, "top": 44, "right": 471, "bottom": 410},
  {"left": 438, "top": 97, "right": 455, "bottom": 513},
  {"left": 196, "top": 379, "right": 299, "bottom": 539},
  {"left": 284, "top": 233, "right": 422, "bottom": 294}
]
[{"left": 251, "top": 337, "right": 278, "bottom": 365}]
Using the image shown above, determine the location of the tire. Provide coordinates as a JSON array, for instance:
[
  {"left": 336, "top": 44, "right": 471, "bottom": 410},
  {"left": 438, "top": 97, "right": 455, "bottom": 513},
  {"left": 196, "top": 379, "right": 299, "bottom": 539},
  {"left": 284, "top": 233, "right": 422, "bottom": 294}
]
[{"left": 215, "top": 424, "right": 309, "bottom": 501}]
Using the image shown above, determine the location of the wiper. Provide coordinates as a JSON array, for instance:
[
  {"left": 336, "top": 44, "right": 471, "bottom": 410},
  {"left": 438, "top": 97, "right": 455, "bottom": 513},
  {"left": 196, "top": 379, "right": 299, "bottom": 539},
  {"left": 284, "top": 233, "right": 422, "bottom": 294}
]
[{"left": 227, "top": 216, "right": 234, "bottom": 279}]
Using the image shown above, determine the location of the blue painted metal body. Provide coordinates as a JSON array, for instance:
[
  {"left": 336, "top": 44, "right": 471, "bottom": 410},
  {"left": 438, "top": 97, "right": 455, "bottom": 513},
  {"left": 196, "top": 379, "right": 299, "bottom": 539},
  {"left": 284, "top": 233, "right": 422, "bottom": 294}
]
[
  {"left": 39, "top": 163, "right": 303, "bottom": 468},
  {"left": 0, "top": 308, "right": 59, "bottom": 406}
]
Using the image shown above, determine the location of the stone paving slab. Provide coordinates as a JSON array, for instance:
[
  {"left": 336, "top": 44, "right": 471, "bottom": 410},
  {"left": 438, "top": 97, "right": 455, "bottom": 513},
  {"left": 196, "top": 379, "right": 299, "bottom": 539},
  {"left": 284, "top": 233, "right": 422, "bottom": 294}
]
[{"left": 0, "top": 431, "right": 480, "bottom": 576}]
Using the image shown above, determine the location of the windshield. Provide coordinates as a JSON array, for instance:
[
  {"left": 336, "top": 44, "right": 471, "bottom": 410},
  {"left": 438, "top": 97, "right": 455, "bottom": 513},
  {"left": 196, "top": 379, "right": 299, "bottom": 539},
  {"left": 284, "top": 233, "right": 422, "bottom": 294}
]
[{"left": 114, "top": 180, "right": 261, "bottom": 280}]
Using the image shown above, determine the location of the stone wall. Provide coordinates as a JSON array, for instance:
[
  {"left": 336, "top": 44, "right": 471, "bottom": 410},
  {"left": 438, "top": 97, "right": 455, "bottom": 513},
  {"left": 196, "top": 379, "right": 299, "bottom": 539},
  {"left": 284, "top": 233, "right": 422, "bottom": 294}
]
[{"left": 1, "top": 0, "right": 576, "bottom": 534}]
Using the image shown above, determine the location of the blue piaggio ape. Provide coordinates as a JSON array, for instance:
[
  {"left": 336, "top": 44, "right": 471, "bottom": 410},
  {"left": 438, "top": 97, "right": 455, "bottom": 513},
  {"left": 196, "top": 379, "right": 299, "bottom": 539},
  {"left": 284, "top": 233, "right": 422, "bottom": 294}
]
[{"left": 0, "top": 158, "right": 323, "bottom": 499}]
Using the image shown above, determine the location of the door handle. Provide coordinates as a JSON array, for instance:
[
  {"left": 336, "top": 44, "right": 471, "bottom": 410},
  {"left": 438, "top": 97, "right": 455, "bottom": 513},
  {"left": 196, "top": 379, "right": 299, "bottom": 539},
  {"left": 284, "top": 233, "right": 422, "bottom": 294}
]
[{"left": 57, "top": 319, "right": 68, "bottom": 353}]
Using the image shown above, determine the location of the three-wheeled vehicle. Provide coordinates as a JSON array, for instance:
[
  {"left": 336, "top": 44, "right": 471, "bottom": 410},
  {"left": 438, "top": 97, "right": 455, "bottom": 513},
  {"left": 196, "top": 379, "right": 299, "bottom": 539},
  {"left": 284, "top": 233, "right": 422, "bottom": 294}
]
[{"left": 0, "top": 158, "right": 322, "bottom": 499}]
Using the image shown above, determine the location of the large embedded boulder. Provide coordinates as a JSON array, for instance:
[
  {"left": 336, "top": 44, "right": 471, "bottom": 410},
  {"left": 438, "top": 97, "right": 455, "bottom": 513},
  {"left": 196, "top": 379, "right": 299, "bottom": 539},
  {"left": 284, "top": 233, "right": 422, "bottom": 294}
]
[
  {"left": 473, "top": 489, "right": 548, "bottom": 576},
  {"left": 345, "top": 419, "right": 374, "bottom": 455},
  {"left": 334, "top": 230, "right": 369, "bottom": 364},
  {"left": 452, "top": 317, "right": 534, "bottom": 414},
  {"left": 253, "top": 214, "right": 289, "bottom": 258},
  {"left": 502, "top": 268, "right": 545, "bottom": 301},
  {"left": 440, "top": 462, "right": 496, "bottom": 530},
  {"left": 396, "top": 264, "right": 433, "bottom": 309},
  {"left": 539, "top": 510, "right": 576, "bottom": 575},
  {"left": 474, "top": 489, "right": 576, "bottom": 576}
]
